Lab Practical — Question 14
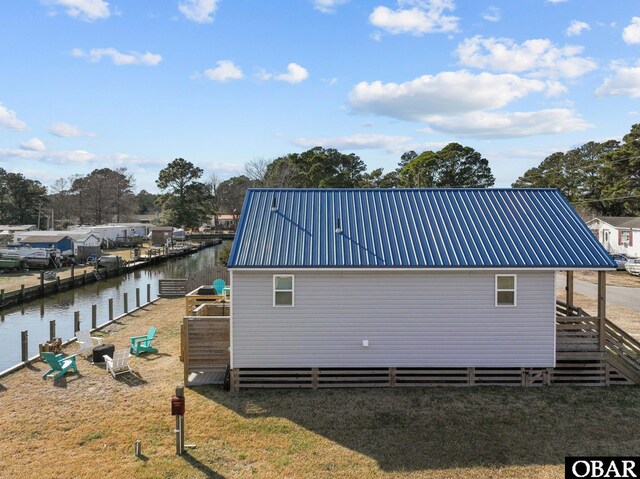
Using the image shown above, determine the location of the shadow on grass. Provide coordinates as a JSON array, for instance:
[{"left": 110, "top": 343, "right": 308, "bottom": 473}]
[
  {"left": 51, "top": 372, "right": 83, "bottom": 388},
  {"left": 116, "top": 371, "right": 147, "bottom": 387},
  {"left": 137, "top": 353, "right": 172, "bottom": 361},
  {"left": 182, "top": 451, "right": 226, "bottom": 478},
  {"left": 194, "top": 386, "right": 640, "bottom": 472}
]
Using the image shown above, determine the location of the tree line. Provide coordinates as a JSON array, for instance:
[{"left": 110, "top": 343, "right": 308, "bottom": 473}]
[
  {"left": 512, "top": 124, "right": 640, "bottom": 216},
  {"left": 2, "top": 123, "right": 638, "bottom": 230}
]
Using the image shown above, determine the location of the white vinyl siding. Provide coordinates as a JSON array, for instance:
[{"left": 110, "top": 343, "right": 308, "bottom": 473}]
[{"left": 232, "top": 270, "right": 555, "bottom": 368}]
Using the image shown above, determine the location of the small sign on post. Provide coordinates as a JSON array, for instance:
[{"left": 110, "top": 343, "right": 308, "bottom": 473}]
[{"left": 172, "top": 386, "right": 185, "bottom": 456}]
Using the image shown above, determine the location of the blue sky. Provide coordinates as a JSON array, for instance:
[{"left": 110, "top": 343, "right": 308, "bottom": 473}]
[{"left": 0, "top": 0, "right": 639, "bottom": 192}]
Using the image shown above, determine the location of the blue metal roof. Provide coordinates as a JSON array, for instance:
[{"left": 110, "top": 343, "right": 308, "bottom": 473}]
[{"left": 228, "top": 188, "right": 616, "bottom": 269}]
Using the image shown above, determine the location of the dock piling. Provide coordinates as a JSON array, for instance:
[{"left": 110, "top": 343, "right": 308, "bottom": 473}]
[
  {"left": 74, "top": 311, "right": 80, "bottom": 333},
  {"left": 136, "top": 288, "right": 140, "bottom": 308},
  {"left": 21, "top": 331, "right": 28, "bottom": 362},
  {"left": 20, "top": 284, "right": 25, "bottom": 302},
  {"left": 49, "top": 320, "right": 56, "bottom": 341},
  {"left": 124, "top": 293, "right": 128, "bottom": 314},
  {"left": 146, "top": 284, "right": 151, "bottom": 303},
  {"left": 71, "top": 265, "right": 75, "bottom": 289},
  {"left": 108, "top": 298, "right": 114, "bottom": 322},
  {"left": 40, "top": 272, "right": 45, "bottom": 297},
  {"left": 91, "top": 305, "right": 97, "bottom": 330}
]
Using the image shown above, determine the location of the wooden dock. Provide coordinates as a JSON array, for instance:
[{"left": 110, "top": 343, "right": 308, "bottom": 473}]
[{"left": 0, "top": 239, "right": 221, "bottom": 311}]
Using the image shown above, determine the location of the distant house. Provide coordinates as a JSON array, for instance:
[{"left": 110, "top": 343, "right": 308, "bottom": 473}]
[
  {"left": 19, "top": 234, "right": 73, "bottom": 254},
  {"left": 214, "top": 214, "right": 238, "bottom": 231},
  {"left": 586, "top": 216, "right": 639, "bottom": 258},
  {"left": 0, "top": 225, "right": 37, "bottom": 234},
  {"left": 150, "top": 226, "right": 174, "bottom": 246},
  {"left": 227, "top": 188, "right": 614, "bottom": 376},
  {"left": 68, "top": 233, "right": 101, "bottom": 260}
]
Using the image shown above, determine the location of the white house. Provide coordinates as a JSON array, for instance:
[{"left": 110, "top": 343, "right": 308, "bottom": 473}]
[
  {"left": 586, "top": 216, "right": 640, "bottom": 258},
  {"left": 226, "top": 188, "right": 615, "bottom": 380}
]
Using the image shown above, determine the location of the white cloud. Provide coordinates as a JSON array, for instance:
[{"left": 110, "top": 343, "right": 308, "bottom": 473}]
[
  {"left": 0, "top": 103, "right": 27, "bottom": 130},
  {"left": 622, "top": 17, "right": 640, "bottom": 45},
  {"left": 258, "top": 63, "right": 309, "bottom": 84},
  {"left": 456, "top": 36, "right": 597, "bottom": 79},
  {"left": 482, "top": 6, "right": 501, "bottom": 22},
  {"left": 369, "top": 0, "right": 459, "bottom": 36},
  {"left": 349, "top": 70, "right": 547, "bottom": 120},
  {"left": 292, "top": 133, "right": 412, "bottom": 153},
  {"left": 313, "top": 0, "right": 348, "bottom": 13},
  {"left": 48, "top": 122, "right": 95, "bottom": 138},
  {"left": 544, "top": 80, "right": 568, "bottom": 97},
  {"left": 566, "top": 20, "right": 590, "bottom": 37},
  {"left": 42, "top": 0, "right": 110, "bottom": 21},
  {"left": 178, "top": 0, "right": 220, "bottom": 23},
  {"left": 596, "top": 66, "right": 640, "bottom": 98},
  {"left": 0, "top": 148, "right": 97, "bottom": 165},
  {"left": 422, "top": 109, "right": 591, "bottom": 139},
  {"left": 20, "top": 138, "right": 46, "bottom": 152},
  {"left": 202, "top": 60, "right": 243, "bottom": 82},
  {"left": 546, "top": 0, "right": 568, "bottom": 3},
  {"left": 72, "top": 48, "right": 162, "bottom": 66}
]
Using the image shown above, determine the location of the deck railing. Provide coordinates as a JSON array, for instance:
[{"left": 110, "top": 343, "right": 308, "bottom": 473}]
[{"left": 556, "top": 299, "right": 640, "bottom": 383}]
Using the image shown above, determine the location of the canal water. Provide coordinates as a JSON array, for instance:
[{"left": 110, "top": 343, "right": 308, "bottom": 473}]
[{"left": 0, "top": 244, "right": 225, "bottom": 372}]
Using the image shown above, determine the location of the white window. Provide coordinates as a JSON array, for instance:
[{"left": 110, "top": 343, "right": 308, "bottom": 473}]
[
  {"left": 273, "top": 275, "right": 294, "bottom": 307},
  {"left": 495, "top": 274, "right": 517, "bottom": 307},
  {"left": 621, "top": 230, "right": 630, "bottom": 243}
]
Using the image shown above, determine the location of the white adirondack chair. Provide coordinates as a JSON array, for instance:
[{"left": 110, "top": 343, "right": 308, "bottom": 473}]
[
  {"left": 104, "top": 349, "right": 132, "bottom": 378},
  {"left": 75, "top": 330, "right": 104, "bottom": 357}
]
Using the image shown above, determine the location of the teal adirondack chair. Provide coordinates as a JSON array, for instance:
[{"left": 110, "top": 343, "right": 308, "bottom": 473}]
[
  {"left": 41, "top": 352, "right": 78, "bottom": 380},
  {"left": 130, "top": 327, "right": 158, "bottom": 356},
  {"left": 213, "top": 279, "right": 226, "bottom": 295}
]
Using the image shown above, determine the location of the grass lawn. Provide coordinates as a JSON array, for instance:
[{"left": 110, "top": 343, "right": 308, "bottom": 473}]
[{"left": 1, "top": 298, "right": 640, "bottom": 479}]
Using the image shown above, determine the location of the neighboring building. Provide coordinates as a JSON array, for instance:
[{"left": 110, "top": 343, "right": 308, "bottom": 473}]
[
  {"left": 586, "top": 216, "right": 640, "bottom": 258},
  {"left": 19, "top": 234, "right": 74, "bottom": 254},
  {"left": 150, "top": 226, "right": 174, "bottom": 245},
  {"left": 214, "top": 214, "right": 238, "bottom": 230},
  {"left": 70, "top": 223, "right": 150, "bottom": 248},
  {"left": 0, "top": 225, "right": 37, "bottom": 234},
  {"left": 69, "top": 233, "right": 102, "bottom": 260},
  {"left": 227, "top": 188, "right": 614, "bottom": 373}
]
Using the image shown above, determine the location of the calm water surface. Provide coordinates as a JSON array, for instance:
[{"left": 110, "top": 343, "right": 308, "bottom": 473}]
[{"left": 0, "top": 244, "right": 225, "bottom": 371}]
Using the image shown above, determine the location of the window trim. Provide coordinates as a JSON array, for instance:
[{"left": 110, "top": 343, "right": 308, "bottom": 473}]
[
  {"left": 495, "top": 274, "right": 517, "bottom": 307},
  {"left": 273, "top": 274, "right": 294, "bottom": 307}
]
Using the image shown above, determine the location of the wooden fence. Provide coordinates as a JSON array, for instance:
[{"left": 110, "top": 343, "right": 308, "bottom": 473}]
[
  {"left": 186, "top": 266, "right": 229, "bottom": 292},
  {"left": 159, "top": 266, "right": 228, "bottom": 298},
  {"left": 158, "top": 279, "right": 188, "bottom": 297},
  {"left": 182, "top": 315, "right": 230, "bottom": 386}
]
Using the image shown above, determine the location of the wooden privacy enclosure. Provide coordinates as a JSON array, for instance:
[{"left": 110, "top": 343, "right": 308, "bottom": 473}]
[{"left": 181, "top": 303, "right": 230, "bottom": 386}]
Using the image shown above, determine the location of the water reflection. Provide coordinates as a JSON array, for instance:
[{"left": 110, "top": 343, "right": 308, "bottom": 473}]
[{"left": 0, "top": 244, "right": 224, "bottom": 371}]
